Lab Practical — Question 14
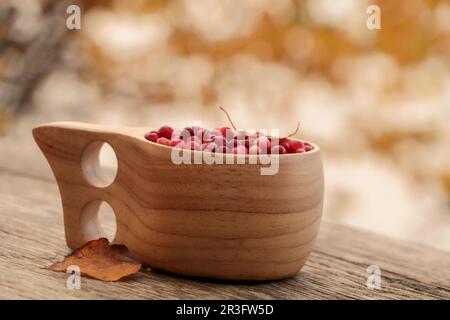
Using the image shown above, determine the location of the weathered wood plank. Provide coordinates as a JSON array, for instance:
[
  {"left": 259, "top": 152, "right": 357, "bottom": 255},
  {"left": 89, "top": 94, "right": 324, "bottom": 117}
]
[{"left": 0, "top": 167, "right": 449, "bottom": 299}]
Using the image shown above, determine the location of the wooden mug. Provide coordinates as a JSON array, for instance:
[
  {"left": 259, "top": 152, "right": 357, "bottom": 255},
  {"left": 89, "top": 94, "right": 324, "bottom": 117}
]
[{"left": 33, "top": 122, "right": 324, "bottom": 280}]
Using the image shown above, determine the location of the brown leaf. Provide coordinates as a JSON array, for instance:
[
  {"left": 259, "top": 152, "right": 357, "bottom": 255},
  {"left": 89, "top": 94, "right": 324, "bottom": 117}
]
[{"left": 49, "top": 238, "right": 141, "bottom": 281}]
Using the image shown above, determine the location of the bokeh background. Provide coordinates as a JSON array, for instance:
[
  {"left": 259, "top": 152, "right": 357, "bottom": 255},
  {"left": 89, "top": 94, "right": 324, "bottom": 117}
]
[{"left": 1, "top": 0, "right": 449, "bottom": 251}]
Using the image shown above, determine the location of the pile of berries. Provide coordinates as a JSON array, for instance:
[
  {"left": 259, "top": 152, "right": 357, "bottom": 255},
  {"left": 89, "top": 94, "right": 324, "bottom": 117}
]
[{"left": 144, "top": 125, "right": 314, "bottom": 155}]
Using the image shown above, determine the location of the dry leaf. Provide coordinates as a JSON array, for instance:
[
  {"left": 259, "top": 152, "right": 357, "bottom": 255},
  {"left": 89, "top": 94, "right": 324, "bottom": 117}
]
[{"left": 49, "top": 238, "right": 141, "bottom": 281}]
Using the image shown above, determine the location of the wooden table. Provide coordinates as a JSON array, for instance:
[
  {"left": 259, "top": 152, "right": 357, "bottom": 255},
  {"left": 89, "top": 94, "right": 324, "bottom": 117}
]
[{"left": 0, "top": 152, "right": 449, "bottom": 299}]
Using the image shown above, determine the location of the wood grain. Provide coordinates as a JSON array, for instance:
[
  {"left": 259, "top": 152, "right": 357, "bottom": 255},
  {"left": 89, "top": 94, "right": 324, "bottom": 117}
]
[
  {"left": 0, "top": 159, "right": 449, "bottom": 299},
  {"left": 32, "top": 122, "right": 324, "bottom": 280}
]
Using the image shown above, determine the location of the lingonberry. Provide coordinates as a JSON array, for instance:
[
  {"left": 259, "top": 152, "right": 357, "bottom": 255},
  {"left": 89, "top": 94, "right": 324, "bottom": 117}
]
[
  {"left": 169, "top": 138, "right": 184, "bottom": 148},
  {"left": 190, "top": 136, "right": 201, "bottom": 144},
  {"left": 202, "top": 142, "right": 217, "bottom": 152},
  {"left": 255, "top": 130, "right": 265, "bottom": 137},
  {"left": 212, "top": 136, "right": 226, "bottom": 148},
  {"left": 246, "top": 136, "right": 256, "bottom": 149},
  {"left": 196, "top": 128, "right": 207, "bottom": 141},
  {"left": 158, "top": 125, "right": 173, "bottom": 140},
  {"left": 145, "top": 131, "right": 159, "bottom": 143},
  {"left": 232, "top": 131, "right": 250, "bottom": 148},
  {"left": 304, "top": 142, "right": 313, "bottom": 152},
  {"left": 180, "top": 127, "right": 195, "bottom": 140},
  {"left": 171, "top": 129, "right": 182, "bottom": 140},
  {"left": 232, "top": 145, "right": 248, "bottom": 154},
  {"left": 248, "top": 145, "right": 261, "bottom": 155},
  {"left": 279, "top": 138, "right": 290, "bottom": 150},
  {"left": 288, "top": 140, "right": 304, "bottom": 153},
  {"left": 216, "top": 146, "right": 228, "bottom": 153},
  {"left": 233, "top": 130, "right": 248, "bottom": 141},
  {"left": 185, "top": 141, "right": 200, "bottom": 150},
  {"left": 238, "top": 139, "right": 249, "bottom": 148},
  {"left": 192, "top": 126, "right": 203, "bottom": 135},
  {"left": 203, "top": 129, "right": 221, "bottom": 141},
  {"left": 156, "top": 137, "right": 170, "bottom": 146},
  {"left": 219, "top": 127, "right": 230, "bottom": 138},
  {"left": 255, "top": 136, "right": 271, "bottom": 153},
  {"left": 227, "top": 139, "right": 237, "bottom": 149},
  {"left": 271, "top": 145, "right": 287, "bottom": 154}
]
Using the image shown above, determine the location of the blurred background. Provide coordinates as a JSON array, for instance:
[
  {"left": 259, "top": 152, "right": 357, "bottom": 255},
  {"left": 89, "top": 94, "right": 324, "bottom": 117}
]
[{"left": 0, "top": 0, "right": 449, "bottom": 251}]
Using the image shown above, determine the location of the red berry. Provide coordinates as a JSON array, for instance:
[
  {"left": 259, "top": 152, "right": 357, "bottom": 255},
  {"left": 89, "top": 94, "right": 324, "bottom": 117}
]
[
  {"left": 239, "top": 139, "right": 250, "bottom": 148},
  {"left": 231, "top": 138, "right": 251, "bottom": 149},
  {"left": 192, "top": 126, "right": 203, "bottom": 135},
  {"left": 202, "top": 142, "right": 217, "bottom": 152},
  {"left": 256, "top": 130, "right": 265, "bottom": 137},
  {"left": 190, "top": 136, "right": 201, "bottom": 144},
  {"left": 232, "top": 145, "right": 248, "bottom": 154},
  {"left": 221, "top": 127, "right": 234, "bottom": 141},
  {"left": 219, "top": 127, "right": 230, "bottom": 137},
  {"left": 196, "top": 128, "right": 207, "bottom": 141},
  {"left": 247, "top": 136, "right": 256, "bottom": 149},
  {"left": 279, "top": 138, "right": 290, "bottom": 150},
  {"left": 233, "top": 131, "right": 251, "bottom": 148},
  {"left": 186, "top": 141, "right": 200, "bottom": 150},
  {"left": 246, "top": 139, "right": 253, "bottom": 149},
  {"left": 169, "top": 138, "right": 184, "bottom": 148},
  {"left": 288, "top": 140, "right": 304, "bottom": 153},
  {"left": 281, "top": 142, "right": 290, "bottom": 151},
  {"left": 216, "top": 146, "right": 228, "bottom": 153},
  {"left": 233, "top": 130, "right": 248, "bottom": 140},
  {"left": 203, "top": 129, "right": 221, "bottom": 141},
  {"left": 180, "top": 127, "right": 195, "bottom": 140},
  {"left": 295, "top": 148, "right": 305, "bottom": 153},
  {"left": 227, "top": 139, "right": 236, "bottom": 149},
  {"left": 156, "top": 137, "right": 170, "bottom": 146},
  {"left": 171, "top": 128, "right": 182, "bottom": 139},
  {"left": 271, "top": 145, "right": 287, "bottom": 154},
  {"left": 248, "top": 145, "right": 261, "bottom": 155},
  {"left": 304, "top": 142, "right": 313, "bottom": 152},
  {"left": 255, "top": 136, "right": 271, "bottom": 153},
  {"left": 145, "top": 131, "right": 159, "bottom": 143},
  {"left": 158, "top": 125, "right": 173, "bottom": 140},
  {"left": 212, "top": 136, "right": 226, "bottom": 148}
]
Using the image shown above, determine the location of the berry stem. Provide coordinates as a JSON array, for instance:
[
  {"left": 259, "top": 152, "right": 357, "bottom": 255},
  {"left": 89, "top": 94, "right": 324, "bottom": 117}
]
[
  {"left": 286, "top": 122, "right": 300, "bottom": 138},
  {"left": 219, "top": 106, "right": 238, "bottom": 131}
]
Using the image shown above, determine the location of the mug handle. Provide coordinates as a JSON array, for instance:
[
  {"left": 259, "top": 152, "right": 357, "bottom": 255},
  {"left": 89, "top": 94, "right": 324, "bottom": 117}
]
[{"left": 32, "top": 122, "right": 132, "bottom": 249}]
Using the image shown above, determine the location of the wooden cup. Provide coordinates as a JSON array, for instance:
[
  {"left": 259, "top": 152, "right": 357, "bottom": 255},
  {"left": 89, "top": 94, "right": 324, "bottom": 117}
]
[{"left": 33, "top": 122, "right": 324, "bottom": 280}]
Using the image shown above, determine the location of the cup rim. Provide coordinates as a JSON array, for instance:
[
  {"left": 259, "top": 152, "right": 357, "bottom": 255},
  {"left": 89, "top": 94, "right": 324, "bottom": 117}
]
[{"left": 143, "top": 138, "right": 320, "bottom": 157}]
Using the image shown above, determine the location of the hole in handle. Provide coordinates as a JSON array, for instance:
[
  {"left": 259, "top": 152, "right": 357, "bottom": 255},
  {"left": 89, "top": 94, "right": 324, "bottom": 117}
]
[
  {"left": 81, "top": 141, "right": 118, "bottom": 187},
  {"left": 81, "top": 200, "right": 117, "bottom": 242}
]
